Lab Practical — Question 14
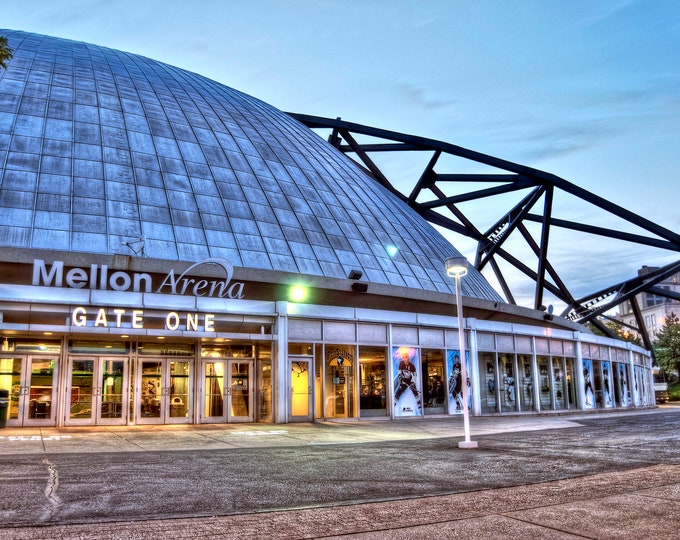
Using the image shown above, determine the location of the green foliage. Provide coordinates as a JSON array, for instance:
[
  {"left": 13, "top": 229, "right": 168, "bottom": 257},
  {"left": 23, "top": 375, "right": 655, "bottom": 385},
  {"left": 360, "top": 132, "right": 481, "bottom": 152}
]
[
  {"left": 655, "top": 312, "right": 680, "bottom": 379},
  {"left": 589, "top": 319, "right": 642, "bottom": 345},
  {"left": 0, "top": 36, "right": 13, "bottom": 71},
  {"left": 668, "top": 380, "right": 680, "bottom": 402}
]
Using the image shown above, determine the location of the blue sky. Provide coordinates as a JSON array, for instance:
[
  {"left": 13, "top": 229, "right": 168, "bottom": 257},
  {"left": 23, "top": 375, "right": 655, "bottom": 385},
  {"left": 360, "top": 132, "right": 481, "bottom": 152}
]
[{"left": 3, "top": 0, "right": 680, "bottom": 309}]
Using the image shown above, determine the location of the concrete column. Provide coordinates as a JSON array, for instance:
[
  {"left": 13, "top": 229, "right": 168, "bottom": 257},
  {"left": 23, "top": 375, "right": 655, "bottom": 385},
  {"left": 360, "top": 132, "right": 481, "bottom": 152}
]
[
  {"left": 531, "top": 337, "right": 541, "bottom": 412},
  {"left": 274, "top": 301, "right": 289, "bottom": 423},
  {"left": 575, "top": 338, "right": 585, "bottom": 410},
  {"left": 468, "top": 318, "right": 480, "bottom": 416}
]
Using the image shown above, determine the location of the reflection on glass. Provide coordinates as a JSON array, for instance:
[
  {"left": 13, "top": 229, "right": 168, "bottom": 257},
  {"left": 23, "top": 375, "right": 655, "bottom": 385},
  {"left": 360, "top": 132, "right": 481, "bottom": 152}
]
[
  {"left": 0, "top": 358, "right": 21, "bottom": 420},
  {"left": 141, "top": 362, "right": 162, "bottom": 418},
  {"left": 169, "top": 361, "right": 190, "bottom": 418},
  {"left": 479, "top": 353, "right": 497, "bottom": 413},
  {"left": 538, "top": 357, "right": 552, "bottom": 410},
  {"left": 257, "top": 344, "right": 272, "bottom": 422},
  {"left": 553, "top": 359, "right": 566, "bottom": 410},
  {"left": 500, "top": 354, "right": 517, "bottom": 412},
  {"left": 100, "top": 360, "right": 125, "bottom": 419},
  {"left": 29, "top": 358, "right": 54, "bottom": 419},
  {"left": 230, "top": 362, "right": 249, "bottom": 417},
  {"left": 291, "top": 360, "right": 310, "bottom": 416},
  {"left": 422, "top": 349, "right": 445, "bottom": 415},
  {"left": 204, "top": 362, "right": 225, "bottom": 417},
  {"left": 565, "top": 358, "right": 576, "bottom": 409},
  {"left": 518, "top": 355, "right": 533, "bottom": 411},
  {"left": 325, "top": 345, "right": 355, "bottom": 419},
  {"left": 359, "top": 347, "right": 387, "bottom": 417},
  {"left": 70, "top": 360, "right": 95, "bottom": 419}
]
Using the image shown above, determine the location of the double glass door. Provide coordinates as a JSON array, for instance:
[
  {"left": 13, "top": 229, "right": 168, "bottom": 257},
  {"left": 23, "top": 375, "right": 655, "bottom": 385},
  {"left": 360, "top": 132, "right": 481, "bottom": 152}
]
[
  {"left": 66, "top": 357, "right": 128, "bottom": 425},
  {"left": 0, "top": 356, "right": 57, "bottom": 426},
  {"left": 201, "top": 359, "right": 254, "bottom": 423},
  {"left": 137, "top": 358, "right": 192, "bottom": 424}
]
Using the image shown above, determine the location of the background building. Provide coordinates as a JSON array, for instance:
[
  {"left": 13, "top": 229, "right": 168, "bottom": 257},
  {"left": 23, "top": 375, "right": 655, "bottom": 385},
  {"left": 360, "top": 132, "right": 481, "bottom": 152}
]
[
  {"left": 0, "top": 30, "right": 653, "bottom": 428},
  {"left": 616, "top": 266, "right": 680, "bottom": 343}
]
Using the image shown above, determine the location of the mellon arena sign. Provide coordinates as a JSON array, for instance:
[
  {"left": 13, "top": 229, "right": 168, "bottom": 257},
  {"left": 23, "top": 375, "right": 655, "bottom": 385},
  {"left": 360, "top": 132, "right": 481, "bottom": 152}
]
[{"left": 31, "top": 258, "right": 245, "bottom": 299}]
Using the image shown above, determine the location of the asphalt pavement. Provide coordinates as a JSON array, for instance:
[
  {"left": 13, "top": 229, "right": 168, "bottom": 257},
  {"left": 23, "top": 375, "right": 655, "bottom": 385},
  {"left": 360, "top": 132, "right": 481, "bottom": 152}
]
[{"left": 2, "top": 406, "right": 680, "bottom": 539}]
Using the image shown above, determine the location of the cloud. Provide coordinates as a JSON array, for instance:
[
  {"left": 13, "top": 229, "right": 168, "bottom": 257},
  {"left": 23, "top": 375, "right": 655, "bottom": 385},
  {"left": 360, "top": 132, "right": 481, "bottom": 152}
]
[{"left": 394, "top": 82, "right": 462, "bottom": 110}]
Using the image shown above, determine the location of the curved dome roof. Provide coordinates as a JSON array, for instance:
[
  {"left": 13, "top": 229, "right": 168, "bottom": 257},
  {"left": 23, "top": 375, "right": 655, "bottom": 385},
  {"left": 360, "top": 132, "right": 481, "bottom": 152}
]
[{"left": 0, "top": 29, "right": 502, "bottom": 301}]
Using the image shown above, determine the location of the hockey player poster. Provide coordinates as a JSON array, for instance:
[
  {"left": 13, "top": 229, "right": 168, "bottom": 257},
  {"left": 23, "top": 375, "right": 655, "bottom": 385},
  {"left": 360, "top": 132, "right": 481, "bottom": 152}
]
[
  {"left": 618, "top": 363, "right": 630, "bottom": 407},
  {"left": 601, "top": 361, "right": 613, "bottom": 407},
  {"left": 583, "top": 359, "right": 595, "bottom": 408},
  {"left": 392, "top": 346, "right": 422, "bottom": 417},
  {"left": 447, "top": 349, "right": 471, "bottom": 415}
]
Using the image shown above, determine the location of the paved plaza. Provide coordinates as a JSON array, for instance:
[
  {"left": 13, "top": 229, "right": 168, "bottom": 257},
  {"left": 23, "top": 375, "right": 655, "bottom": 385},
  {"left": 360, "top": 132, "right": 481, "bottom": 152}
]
[{"left": 2, "top": 407, "right": 680, "bottom": 538}]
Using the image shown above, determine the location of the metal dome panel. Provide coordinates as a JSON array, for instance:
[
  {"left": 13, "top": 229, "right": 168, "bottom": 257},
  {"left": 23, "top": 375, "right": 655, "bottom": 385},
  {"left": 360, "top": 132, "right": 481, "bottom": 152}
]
[{"left": 0, "top": 29, "right": 502, "bottom": 301}]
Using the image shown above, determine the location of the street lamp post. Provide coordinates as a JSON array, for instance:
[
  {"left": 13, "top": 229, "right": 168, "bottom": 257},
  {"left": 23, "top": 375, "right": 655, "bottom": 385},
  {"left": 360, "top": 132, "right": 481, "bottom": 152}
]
[{"left": 445, "top": 256, "right": 478, "bottom": 449}]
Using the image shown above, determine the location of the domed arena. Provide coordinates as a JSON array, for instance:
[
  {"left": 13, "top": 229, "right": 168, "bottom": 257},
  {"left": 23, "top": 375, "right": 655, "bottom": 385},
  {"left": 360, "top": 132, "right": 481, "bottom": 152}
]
[{"left": 0, "top": 30, "right": 653, "bottom": 428}]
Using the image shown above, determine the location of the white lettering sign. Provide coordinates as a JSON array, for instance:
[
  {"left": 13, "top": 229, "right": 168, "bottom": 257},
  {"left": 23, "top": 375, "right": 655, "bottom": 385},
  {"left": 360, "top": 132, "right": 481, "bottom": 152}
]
[
  {"left": 71, "top": 307, "right": 217, "bottom": 332},
  {"left": 33, "top": 258, "right": 245, "bottom": 299}
]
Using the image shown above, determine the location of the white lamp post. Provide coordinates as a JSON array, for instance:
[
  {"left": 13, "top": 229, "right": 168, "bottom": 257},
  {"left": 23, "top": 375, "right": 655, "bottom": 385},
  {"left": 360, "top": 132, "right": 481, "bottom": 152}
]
[{"left": 445, "top": 256, "right": 478, "bottom": 449}]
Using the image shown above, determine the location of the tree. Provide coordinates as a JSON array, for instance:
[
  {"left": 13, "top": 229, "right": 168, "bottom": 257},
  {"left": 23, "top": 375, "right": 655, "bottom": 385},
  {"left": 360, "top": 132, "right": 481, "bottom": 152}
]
[
  {"left": 655, "top": 312, "right": 680, "bottom": 380},
  {"left": 587, "top": 319, "right": 642, "bottom": 346},
  {"left": 0, "top": 36, "right": 13, "bottom": 71}
]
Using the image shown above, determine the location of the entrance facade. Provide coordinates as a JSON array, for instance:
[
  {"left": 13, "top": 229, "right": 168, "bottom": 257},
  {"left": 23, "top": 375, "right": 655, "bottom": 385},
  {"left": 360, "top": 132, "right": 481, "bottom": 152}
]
[
  {"left": 0, "top": 355, "right": 57, "bottom": 426},
  {"left": 65, "top": 357, "right": 129, "bottom": 425},
  {"left": 201, "top": 359, "right": 254, "bottom": 423},
  {"left": 136, "top": 358, "right": 192, "bottom": 424}
]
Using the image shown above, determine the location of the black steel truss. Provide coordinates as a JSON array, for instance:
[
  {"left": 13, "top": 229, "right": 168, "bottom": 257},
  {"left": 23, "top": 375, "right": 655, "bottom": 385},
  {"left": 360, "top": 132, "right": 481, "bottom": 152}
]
[{"left": 289, "top": 113, "right": 680, "bottom": 348}]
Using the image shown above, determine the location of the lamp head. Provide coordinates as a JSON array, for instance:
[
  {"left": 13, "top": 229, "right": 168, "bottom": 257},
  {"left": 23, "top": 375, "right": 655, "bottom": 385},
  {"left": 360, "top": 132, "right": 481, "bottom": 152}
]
[{"left": 445, "top": 256, "right": 468, "bottom": 278}]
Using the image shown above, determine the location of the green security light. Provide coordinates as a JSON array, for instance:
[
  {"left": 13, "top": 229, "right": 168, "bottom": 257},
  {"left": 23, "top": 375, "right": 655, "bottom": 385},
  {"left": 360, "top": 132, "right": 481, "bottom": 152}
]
[{"left": 289, "top": 285, "right": 308, "bottom": 302}]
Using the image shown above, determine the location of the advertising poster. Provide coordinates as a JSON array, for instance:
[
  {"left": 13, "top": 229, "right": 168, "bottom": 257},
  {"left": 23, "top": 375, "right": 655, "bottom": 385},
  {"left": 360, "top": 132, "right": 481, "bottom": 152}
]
[
  {"left": 583, "top": 359, "right": 595, "bottom": 408},
  {"left": 446, "top": 349, "right": 471, "bottom": 415},
  {"left": 392, "top": 347, "right": 422, "bottom": 417},
  {"left": 601, "top": 361, "right": 613, "bottom": 407},
  {"left": 618, "top": 363, "right": 630, "bottom": 407},
  {"left": 633, "top": 366, "right": 643, "bottom": 406}
]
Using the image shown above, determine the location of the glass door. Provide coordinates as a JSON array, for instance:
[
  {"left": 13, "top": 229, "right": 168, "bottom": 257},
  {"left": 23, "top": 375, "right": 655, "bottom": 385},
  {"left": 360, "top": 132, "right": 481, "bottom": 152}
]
[
  {"left": 66, "top": 357, "right": 128, "bottom": 425},
  {"left": 289, "top": 357, "right": 313, "bottom": 422},
  {"left": 137, "top": 358, "right": 192, "bottom": 424},
  {"left": 201, "top": 359, "right": 253, "bottom": 423},
  {"left": 0, "top": 356, "right": 57, "bottom": 426},
  {"left": 229, "top": 360, "right": 252, "bottom": 422},
  {"left": 324, "top": 346, "right": 356, "bottom": 419}
]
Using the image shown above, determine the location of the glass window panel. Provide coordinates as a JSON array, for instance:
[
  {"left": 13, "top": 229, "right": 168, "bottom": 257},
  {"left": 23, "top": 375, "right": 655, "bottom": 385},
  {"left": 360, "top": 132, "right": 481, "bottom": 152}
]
[
  {"left": 359, "top": 346, "right": 388, "bottom": 417},
  {"left": 69, "top": 359, "right": 95, "bottom": 419},
  {"left": 499, "top": 354, "right": 517, "bottom": 411},
  {"left": 422, "top": 349, "right": 445, "bottom": 415}
]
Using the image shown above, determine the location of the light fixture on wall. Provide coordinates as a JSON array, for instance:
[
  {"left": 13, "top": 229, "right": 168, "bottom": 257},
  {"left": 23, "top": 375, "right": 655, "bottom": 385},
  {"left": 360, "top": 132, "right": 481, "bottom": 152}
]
[
  {"left": 348, "top": 269, "right": 363, "bottom": 280},
  {"left": 351, "top": 282, "right": 368, "bottom": 293},
  {"left": 349, "top": 269, "right": 367, "bottom": 292}
]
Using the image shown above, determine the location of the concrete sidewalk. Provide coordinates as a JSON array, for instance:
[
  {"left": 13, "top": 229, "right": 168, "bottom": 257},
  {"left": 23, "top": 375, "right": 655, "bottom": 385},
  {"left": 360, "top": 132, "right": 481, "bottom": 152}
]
[
  {"left": 2, "top": 407, "right": 680, "bottom": 539},
  {"left": 10, "top": 464, "right": 679, "bottom": 539},
  {"left": 0, "top": 412, "right": 586, "bottom": 454}
]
